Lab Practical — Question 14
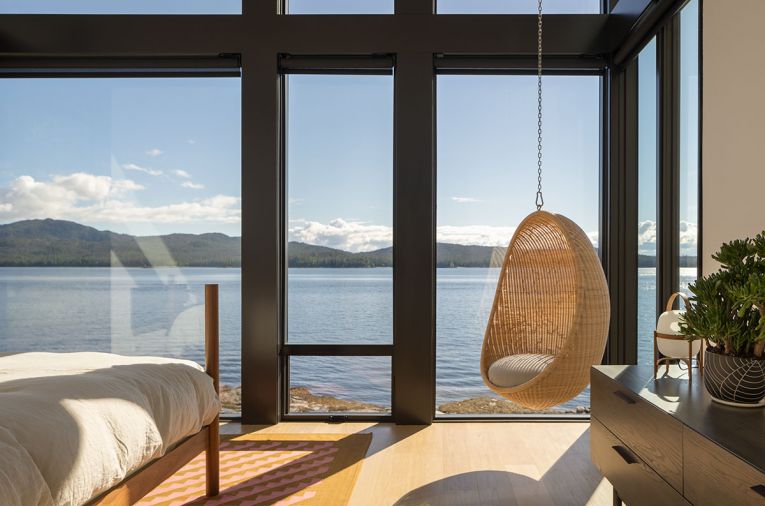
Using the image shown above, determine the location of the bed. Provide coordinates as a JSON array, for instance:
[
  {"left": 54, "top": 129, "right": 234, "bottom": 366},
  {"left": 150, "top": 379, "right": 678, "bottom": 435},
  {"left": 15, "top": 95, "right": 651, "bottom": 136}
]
[{"left": 0, "top": 284, "right": 221, "bottom": 506}]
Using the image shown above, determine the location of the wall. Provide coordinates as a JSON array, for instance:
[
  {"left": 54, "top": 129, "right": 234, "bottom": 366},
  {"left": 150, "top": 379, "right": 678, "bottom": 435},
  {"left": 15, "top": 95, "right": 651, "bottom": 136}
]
[{"left": 703, "top": 0, "right": 765, "bottom": 274}]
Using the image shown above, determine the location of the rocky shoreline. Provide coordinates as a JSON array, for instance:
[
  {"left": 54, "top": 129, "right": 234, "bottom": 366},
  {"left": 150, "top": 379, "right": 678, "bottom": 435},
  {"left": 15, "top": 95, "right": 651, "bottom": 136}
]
[
  {"left": 220, "top": 385, "right": 390, "bottom": 414},
  {"left": 437, "top": 396, "right": 589, "bottom": 415},
  {"left": 219, "top": 385, "right": 589, "bottom": 415}
]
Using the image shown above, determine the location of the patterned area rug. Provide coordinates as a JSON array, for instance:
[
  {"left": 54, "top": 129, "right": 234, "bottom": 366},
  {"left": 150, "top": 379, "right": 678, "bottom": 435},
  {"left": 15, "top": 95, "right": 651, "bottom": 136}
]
[{"left": 138, "top": 433, "right": 372, "bottom": 506}]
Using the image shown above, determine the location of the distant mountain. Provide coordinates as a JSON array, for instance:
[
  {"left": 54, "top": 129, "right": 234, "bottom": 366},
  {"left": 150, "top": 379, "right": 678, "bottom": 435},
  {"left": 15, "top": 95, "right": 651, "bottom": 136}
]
[
  {"left": 437, "top": 243, "right": 507, "bottom": 268},
  {"left": 0, "top": 219, "right": 696, "bottom": 268},
  {"left": 638, "top": 254, "right": 697, "bottom": 268},
  {"left": 0, "top": 219, "right": 240, "bottom": 267},
  {"left": 288, "top": 243, "right": 508, "bottom": 268},
  {"left": 0, "top": 219, "right": 502, "bottom": 268},
  {"left": 288, "top": 242, "right": 391, "bottom": 268}
]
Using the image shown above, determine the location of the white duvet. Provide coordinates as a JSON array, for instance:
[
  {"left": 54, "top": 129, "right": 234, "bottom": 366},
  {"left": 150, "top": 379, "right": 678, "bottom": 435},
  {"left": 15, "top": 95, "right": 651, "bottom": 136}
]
[{"left": 0, "top": 352, "right": 221, "bottom": 506}]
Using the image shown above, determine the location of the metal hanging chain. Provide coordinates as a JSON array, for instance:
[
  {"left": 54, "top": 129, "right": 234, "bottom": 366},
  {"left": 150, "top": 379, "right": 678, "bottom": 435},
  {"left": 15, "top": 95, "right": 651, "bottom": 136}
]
[{"left": 535, "top": 0, "right": 544, "bottom": 211}]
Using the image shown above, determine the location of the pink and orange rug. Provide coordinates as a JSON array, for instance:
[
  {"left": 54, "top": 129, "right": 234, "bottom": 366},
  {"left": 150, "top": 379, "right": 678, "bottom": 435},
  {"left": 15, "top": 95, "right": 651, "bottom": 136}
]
[{"left": 138, "top": 433, "right": 372, "bottom": 506}]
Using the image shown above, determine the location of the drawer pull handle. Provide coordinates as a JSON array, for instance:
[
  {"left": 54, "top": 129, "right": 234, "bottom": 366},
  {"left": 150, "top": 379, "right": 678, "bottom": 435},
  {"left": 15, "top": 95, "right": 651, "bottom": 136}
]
[
  {"left": 612, "top": 445, "right": 639, "bottom": 465},
  {"left": 613, "top": 390, "right": 636, "bottom": 404},
  {"left": 752, "top": 484, "right": 765, "bottom": 497}
]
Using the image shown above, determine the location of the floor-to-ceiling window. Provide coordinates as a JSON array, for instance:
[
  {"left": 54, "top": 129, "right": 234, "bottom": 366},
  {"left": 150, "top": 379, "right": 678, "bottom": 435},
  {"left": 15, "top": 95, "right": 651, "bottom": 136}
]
[
  {"left": 435, "top": 74, "right": 601, "bottom": 415},
  {"left": 0, "top": 2, "right": 692, "bottom": 423},
  {"left": 285, "top": 72, "right": 393, "bottom": 415},
  {"left": 638, "top": 38, "right": 658, "bottom": 366},
  {"left": 637, "top": 0, "right": 700, "bottom": 366},
  {"left": 679, "top": 0, "right": 700, "bottom": 290},
  {"left": 0, "top": 76, "right": 242, "bottom": 413}
]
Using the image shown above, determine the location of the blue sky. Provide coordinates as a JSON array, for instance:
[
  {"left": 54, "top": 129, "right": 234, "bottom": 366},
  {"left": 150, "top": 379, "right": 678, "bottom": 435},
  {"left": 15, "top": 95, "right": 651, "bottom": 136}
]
[
  {"left": 288, "top": 75, "right": 392, "bottom": 227},
  {"left": 0, "top": 0, "right": 600, "bottom": 15},
  {"left": 636, "top": 0, "right": 699, "bottom": 256},
  {"left": 284, "top": 73, "right": 602, "bottom": 252},
  {"left": 0, "top": 71, "right": 696, "bottom": 252},
  {"left": 638, "top": 38, "right": 658, "bottom": 255},
  {"left": 0, "top": 78, "right": 242, "bottom": 236},
  {"left": 679, "top": 0, "right": 699, "bottom": 245},
  {"left": 437, "top": 75, "right": 600, "bottom": 247},
  {"left": 0, "top": 1, "right": 698, "bottom": 254}
]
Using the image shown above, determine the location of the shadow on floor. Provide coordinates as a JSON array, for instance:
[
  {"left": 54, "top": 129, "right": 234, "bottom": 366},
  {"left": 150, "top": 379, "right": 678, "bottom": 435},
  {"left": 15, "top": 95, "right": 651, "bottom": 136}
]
[
  {"left": 394, "top": 471, "right": 532, "bottom": 506},
  {"left": 393, "top": 428, "right": 605, "bottom": 506}
]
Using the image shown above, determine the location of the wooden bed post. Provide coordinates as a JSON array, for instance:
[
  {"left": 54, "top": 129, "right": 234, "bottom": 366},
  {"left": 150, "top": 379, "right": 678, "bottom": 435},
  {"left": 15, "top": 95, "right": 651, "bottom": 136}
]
[
  {"left": 205, "top": 284, "right": 220, "bottom": 497},
  {"left": 92, "top": 285, "right": 223, "bottom": 505}
]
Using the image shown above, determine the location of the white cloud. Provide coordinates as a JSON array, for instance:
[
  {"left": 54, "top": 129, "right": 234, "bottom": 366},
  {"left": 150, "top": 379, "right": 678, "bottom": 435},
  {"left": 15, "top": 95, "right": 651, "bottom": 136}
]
[
  {"left": 0, "top": 173, "right": 143, "bottom": 222},
  {"left": 187, "top": 139, "right": 196, "bottom": 145},
  {"left": 437, "top": 224, "right": 515, "bottom": 247},
  {"left": 638, "top": 220, "right": 698, "bottom": 256},
  {"left": 122, "top": 163, "right": 163, "bottom": 177},
  {"left": 0, "top": 172, "right": 239, "bottom": 225},
  {"left": 289, "top": 218, "right": 392, "bottom": 252},
  {"left": 283, "top": 218, "right": 695, "bottom": 256},
  {"left": 451, "top": 197, "right": 482, "bottom": 204},
  {"left": 587, "top": 231, "right": 599, "bottom": 248},
  {"left": 288, "top": 220, "right": 516, "bottom": 252},
  {"left": 174, "top": 170, "right": 191, "bottom": 179},
  {"left": 51, "top": 173, "right": 143, "bottom": 200},
  {"left": 182, "top": 181, "right": 205, "bottom": 190},
  {"left": 679, "top": 221, "right": 698, "bottom": 255},
  {"left": 287, "top": 220, "right": 612, "bottom": 253},
  {"left": 91, "top": 195, "right": 240, "bottom": 224},
  {"left": 638, "top": 220, "right": 657, "bottom": 254},
  {"left": 146, "top": 148, "right": 163, "bottom": 157}
]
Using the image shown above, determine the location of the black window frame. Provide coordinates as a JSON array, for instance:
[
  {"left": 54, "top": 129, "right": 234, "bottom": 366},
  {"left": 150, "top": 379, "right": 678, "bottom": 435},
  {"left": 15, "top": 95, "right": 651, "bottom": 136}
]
[
  {"left": 279, "top": 58, "right": 396, "bottom": 422},
  {"left": 432, "top": 60, "right": 606, "bottom": 421},
  {"left": 0, "top": 0, "right": 701, "bottom": 425}
]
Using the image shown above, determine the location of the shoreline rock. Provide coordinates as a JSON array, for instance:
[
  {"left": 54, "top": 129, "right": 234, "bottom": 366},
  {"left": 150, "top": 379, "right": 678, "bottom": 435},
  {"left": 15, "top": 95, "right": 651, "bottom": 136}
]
[
  {"left": 437, "top": 396, "right": 589, "bottom": 415},
  {"left": 219, "top": 385, "right": 589, "bottom": 415},
  {"left": 288, "top": 387, "right": 389, "bottom": 413},
  {"left": 219, "top": 384, "right": 389, "bottom": 414}
]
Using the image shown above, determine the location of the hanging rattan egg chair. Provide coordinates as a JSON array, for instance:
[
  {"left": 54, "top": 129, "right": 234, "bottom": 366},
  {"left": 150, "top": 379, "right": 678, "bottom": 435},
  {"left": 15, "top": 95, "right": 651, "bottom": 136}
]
[
  {"left": 479, "top": 0, "right": 610, "bottom": 410},
  {"left": 480, "top": 211, "right": 610, "bottom": 410}
]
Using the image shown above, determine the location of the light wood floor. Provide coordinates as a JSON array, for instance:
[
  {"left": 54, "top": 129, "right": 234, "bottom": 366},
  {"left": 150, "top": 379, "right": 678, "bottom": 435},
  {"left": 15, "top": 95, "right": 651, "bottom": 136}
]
[{"left": 221, "top": 422, "right": 612, "bottom": 505}]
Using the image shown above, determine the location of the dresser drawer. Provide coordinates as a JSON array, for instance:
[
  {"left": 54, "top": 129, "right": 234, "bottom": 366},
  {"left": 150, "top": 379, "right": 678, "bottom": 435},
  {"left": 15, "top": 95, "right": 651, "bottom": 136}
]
[
  {"left": 684, "top": 427, "right": 765, "bottom": 505},
  {"left": 591, "top": 419, "right": 689, "bottom": 506},
  {"left": 591, "top": 369, "right": 683, "bottom": 492}
]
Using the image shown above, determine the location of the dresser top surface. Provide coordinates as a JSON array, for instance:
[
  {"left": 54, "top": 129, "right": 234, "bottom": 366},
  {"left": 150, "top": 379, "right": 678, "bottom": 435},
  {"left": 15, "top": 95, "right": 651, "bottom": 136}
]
[{"left": 592, "top": 364, "right": 765, "bottom": 474}]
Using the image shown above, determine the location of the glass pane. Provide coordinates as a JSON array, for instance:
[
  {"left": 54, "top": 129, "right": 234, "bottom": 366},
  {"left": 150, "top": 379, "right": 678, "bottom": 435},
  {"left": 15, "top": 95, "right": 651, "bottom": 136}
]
[
  {"left": 0, "top": 77, "right": 242, "bottom": 413},
  {"left": 288, "top": 356, "right": 391, "bottom": 414},
  {"left": 288, "top": 0, "right": 393, "bottom": 14},
  {"left": 638, "top": 37, "right": 658, "bottom": 366},
  {"left": 679, "top": 0, "right": 700, "bottom": 293},
  {"left": 286, "top": 74, "right": 393, "bottom": 344},
  {"left": 0, "top": 0, "right": 240, "bottom": 14},
  {"left": 436, "top": 75, "right": 600, "bottom": 415},
  {"left": 437, "top": 0, "right": 600, "bottom": 14}
]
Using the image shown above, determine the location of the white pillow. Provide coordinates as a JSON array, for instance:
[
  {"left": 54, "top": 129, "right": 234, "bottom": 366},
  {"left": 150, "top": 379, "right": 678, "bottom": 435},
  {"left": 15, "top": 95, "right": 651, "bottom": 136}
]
[{"left": 488, "top": 353, "right": 554, "bottom": 388}]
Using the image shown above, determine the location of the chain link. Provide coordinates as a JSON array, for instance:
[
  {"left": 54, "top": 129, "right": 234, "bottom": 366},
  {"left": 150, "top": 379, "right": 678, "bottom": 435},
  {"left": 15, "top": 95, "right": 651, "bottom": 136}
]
[{"left": 535, "top": 0, "right": 544, "bottom": 211}]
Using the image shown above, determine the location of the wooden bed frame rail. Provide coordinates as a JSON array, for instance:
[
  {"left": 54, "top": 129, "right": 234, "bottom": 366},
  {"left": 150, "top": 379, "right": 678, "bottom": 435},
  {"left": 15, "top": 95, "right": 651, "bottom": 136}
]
[{"left": 92, "top": 283, "right": 221, "bottom": 505}]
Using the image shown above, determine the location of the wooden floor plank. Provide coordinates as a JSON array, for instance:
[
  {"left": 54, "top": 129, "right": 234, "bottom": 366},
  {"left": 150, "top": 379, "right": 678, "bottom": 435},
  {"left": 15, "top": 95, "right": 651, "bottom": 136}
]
[{"left": 220, "top": 422, "right": 610, "bottom": 506}]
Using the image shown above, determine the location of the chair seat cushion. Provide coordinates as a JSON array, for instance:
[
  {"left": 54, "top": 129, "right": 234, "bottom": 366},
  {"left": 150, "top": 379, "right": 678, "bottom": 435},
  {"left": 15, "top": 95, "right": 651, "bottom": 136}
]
[{"left": 487, "top": 353, "right": 555, "bottom": 388}]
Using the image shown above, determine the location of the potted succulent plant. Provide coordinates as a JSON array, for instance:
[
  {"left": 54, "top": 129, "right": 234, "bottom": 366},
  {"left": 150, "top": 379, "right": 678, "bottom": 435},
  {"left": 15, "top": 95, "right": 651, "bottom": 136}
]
[{"left": 680, "top": 233, "right": 765, "bottom": 407}]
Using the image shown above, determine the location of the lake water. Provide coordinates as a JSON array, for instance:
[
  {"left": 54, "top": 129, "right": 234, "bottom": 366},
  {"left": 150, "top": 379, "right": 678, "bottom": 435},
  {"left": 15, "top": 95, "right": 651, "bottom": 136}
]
[{"left": 0, "top": 266, "right": 697, "bottom": 413}]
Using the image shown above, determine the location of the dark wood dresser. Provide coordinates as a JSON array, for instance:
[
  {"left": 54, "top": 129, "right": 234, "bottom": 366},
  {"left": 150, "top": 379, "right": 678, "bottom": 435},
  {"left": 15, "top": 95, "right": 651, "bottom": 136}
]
[{"left": 591, "top": 365, "right": 765, "bottom": 505}]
